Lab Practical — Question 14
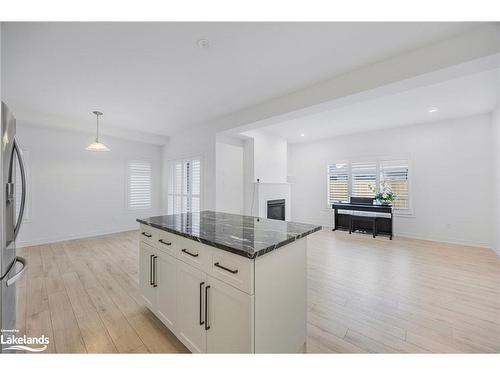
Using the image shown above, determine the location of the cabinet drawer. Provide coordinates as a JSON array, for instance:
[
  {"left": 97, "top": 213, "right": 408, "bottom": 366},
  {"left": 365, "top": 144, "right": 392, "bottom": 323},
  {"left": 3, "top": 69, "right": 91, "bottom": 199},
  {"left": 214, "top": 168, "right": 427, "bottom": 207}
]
[
  {"left": 177, "top": 237, "right": 211, "bottom": 272},
  {"left": 139, "top": 224, "right": 157, "bottom": 246},
  {"left": 155, "top": 230, "right": 179, "bottom": 256},
  {"left": 209, "top": 249, "right": 254, "bottom": 294}
]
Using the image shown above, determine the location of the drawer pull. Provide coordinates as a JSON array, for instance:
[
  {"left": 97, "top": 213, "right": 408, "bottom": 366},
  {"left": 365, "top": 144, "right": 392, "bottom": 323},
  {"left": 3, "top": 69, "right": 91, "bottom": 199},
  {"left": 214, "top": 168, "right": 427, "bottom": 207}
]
[
  {"left": 153, "top": 255, "right": 158, "bottom": 288},
  {"left": 158, "top": 239, "right": 172, "bottom": 246},
  {"left": 181, "top": 248, "right": 199, "bottom": 258},
  {"left": 149, "top": 254, "right": 154, "bottom": 285},
  {"left": 141, "top": 232, "right": 152, "bottom": 238},
  {"left": 214, "top": 262, "right": 238, "bottom": 274},
  {"left": 205, "top": 285, "right": 210, "bottom": 330},
  {"left": 199, "top": 282, "right": 205, "bottom": 326}
]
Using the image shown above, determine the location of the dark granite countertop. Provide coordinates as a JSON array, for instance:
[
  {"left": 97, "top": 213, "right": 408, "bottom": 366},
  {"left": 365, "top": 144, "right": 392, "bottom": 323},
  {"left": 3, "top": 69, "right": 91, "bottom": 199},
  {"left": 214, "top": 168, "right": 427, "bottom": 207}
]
[{"left": 137, "top": 210, "right": 322, "bottom": 259}]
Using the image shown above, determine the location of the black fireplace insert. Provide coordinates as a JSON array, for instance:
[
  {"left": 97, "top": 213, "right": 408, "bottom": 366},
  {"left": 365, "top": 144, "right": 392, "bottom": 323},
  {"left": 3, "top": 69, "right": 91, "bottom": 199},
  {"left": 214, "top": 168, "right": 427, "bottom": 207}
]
[{"left": 267, "top": 199, "right": 285, "bottom": 221}]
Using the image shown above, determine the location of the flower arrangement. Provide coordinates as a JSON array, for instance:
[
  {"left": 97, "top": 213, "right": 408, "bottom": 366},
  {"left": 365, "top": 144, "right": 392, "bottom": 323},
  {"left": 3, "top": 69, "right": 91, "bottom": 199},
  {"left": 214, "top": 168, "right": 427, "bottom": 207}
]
[{"left": 369, "top": 182, "right": 397, "bottom": 204}]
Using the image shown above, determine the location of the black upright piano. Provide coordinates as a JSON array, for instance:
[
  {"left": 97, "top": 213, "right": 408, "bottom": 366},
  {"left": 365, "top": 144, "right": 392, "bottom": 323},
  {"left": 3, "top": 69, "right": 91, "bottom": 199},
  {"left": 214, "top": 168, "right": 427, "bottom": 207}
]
[{"left": 332, "top": 197, "right": 393, "bottom": 239}]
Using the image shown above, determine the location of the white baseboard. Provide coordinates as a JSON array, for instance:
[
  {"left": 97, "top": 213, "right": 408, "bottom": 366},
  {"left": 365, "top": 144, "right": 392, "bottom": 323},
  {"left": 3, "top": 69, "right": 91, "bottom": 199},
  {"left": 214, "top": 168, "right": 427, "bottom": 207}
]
[
  {"left": 311, "top": 224, "right": 494, "bottom": 252},
  {"left": 16, "top": 225, "right": 140, "bottom": 248},
  {"left": 395, "top": 231, "right": 492, "bottom": 250}
]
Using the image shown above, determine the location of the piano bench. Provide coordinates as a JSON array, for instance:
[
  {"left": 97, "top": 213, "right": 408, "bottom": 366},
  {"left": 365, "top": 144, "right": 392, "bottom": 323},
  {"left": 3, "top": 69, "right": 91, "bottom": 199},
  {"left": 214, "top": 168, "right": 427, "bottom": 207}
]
[{"left": 349, "top": 215, "right": 378, "bottom": 238}]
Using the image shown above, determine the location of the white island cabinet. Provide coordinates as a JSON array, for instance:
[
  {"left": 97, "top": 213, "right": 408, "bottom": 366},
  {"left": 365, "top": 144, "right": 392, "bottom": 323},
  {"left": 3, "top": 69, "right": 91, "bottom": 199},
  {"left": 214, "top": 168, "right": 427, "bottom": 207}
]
[{"left": 137, "top": 211, "right": 320, "bottom": 353}]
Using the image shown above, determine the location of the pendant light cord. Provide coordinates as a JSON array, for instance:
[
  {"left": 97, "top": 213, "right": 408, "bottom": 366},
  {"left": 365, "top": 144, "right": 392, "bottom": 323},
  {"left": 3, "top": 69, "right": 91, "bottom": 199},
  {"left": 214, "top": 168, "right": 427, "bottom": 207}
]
[{"left": 96, "top": 113, "right": 100, "bottom": 142}]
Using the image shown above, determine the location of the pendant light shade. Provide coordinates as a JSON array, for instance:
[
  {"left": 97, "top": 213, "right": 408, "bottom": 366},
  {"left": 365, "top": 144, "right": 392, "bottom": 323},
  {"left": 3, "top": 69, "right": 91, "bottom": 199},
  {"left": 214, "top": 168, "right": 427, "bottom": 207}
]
[{"left": 86, "top": 111, "right": 110, "bottom": 152}]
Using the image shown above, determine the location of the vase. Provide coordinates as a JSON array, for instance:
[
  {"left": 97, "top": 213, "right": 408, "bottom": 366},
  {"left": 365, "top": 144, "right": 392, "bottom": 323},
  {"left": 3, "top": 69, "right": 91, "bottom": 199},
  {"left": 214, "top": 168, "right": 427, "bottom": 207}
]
[{"left": 376, "top": 199, "right": 390, "bottom": 205}]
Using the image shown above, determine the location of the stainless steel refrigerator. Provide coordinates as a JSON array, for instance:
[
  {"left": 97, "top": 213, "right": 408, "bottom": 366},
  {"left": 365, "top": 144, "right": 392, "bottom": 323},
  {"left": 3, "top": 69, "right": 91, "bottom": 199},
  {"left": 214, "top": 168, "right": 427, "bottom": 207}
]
[{"left": 0, "top": 102, "right": 27, "bottom": 353}]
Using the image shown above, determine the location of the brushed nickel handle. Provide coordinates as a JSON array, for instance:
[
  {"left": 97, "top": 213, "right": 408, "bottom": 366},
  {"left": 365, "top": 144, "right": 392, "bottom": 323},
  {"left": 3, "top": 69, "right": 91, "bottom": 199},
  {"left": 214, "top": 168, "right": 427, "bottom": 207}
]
[
  {"left": 6, "top": 257, "right": 27, "bottom": 287},
  {"left": 12, "top": 140, "right": 26, "bottom": 242}
]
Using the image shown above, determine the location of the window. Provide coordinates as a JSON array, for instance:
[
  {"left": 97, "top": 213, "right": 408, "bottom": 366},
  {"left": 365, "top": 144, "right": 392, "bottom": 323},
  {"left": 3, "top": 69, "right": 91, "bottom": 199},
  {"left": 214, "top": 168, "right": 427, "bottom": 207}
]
[
  {"left": 167, "top": 157, "right": 201, "bottom": 215},
  {"left": 380, "top": 160, "right": 409, "bottom": 210},
  {"left": 127, "top": 161, "right": 152, "bottom": 210},
  {"left": 327, "top": 158, "right": 411, "bottom": 212},
  {"left": 327, "top": 163, "right": 349, "bottom": 203},
  {"left": 351, "top": 161, "right": 377, "bottom": 198}
]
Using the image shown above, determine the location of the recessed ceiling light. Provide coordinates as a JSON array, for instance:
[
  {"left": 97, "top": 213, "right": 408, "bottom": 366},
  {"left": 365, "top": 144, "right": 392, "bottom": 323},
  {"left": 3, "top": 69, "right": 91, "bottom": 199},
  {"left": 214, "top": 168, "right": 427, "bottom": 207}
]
[
  {"left": 300, "top": 133, "right": 305, "bottom": 137},
  {"left": 428, "top": 108, "right": 438, "bottom": 113},
  {"left": 197, "top": 39, "right": 210, "bottom": 49}
]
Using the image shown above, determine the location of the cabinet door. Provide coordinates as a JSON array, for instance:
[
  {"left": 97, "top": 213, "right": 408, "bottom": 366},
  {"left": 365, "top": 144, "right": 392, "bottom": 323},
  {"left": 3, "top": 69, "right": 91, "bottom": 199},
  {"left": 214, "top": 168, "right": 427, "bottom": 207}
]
[
  {"left": 139, "top": 242, "right": 156, "bottom": 310},
  {"left": 176, "top": 261, "right": 206, "bottom": 353},
  {"left": 206, "top": 276, "right": 254, "bottom": 353},
  {"left": 156, "top": 251, "right": 177, "bottom": 332}
]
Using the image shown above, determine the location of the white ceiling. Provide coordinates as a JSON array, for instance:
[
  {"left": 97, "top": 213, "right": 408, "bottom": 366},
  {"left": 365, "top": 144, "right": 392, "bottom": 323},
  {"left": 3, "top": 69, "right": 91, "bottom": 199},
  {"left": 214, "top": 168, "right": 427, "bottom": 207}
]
[
  {"left": 261, "top": 69, "right": 500, "bottom": 143},
  {"left": 1, "top": 22, "right": 479, "bottom": 141}
]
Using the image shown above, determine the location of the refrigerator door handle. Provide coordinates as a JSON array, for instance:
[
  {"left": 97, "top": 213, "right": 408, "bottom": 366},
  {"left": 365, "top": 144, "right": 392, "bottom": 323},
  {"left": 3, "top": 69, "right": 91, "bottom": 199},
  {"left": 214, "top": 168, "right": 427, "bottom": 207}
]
[
  {"left": 6, "top": 256, "right": 27, "bottom": 287},
  {"left": 11, "top": 138, "right": 26, "bottom": 241}
]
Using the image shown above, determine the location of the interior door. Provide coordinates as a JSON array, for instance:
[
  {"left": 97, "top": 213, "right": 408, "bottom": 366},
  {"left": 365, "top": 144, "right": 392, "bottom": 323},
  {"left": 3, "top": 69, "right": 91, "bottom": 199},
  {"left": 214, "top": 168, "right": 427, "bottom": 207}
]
[
  {"left": 206, "top": 276, "right": 254, "bottom": 353},
  {"left": 156, "top": 251, "right": 177, "bottom": 332},
  {"left": 139, "top": 242, "right": 155, "bottom": 310},
  {"left": 176, "top": 261, "right": 206, "bottom": 353}
]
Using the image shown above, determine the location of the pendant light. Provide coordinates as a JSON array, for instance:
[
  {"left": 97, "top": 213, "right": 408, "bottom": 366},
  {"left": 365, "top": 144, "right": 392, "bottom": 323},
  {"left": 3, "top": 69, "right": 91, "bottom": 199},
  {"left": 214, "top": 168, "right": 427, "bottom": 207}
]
[{"left": 85, "top": 111, "right": 110, "bottom": 151}]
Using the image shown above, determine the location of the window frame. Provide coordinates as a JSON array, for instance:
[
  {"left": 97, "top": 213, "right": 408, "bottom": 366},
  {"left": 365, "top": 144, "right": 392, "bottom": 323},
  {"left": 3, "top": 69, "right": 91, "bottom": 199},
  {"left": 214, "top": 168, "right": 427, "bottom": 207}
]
[
  {"left": 126, "top": 159, "right": 153, "bottom": 211},
  {"left": 327, "top": 156, "right": 413, "bottom": 216},
  {"left": 167, "top": 156, "right": 202, "bottom": 215}
]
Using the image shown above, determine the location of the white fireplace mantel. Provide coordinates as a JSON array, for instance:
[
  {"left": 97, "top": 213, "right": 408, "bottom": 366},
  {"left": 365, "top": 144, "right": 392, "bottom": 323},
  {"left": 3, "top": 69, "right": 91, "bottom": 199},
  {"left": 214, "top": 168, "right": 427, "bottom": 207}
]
[{"left": 252, "top": 182, "right": 292, "bottom": 221}]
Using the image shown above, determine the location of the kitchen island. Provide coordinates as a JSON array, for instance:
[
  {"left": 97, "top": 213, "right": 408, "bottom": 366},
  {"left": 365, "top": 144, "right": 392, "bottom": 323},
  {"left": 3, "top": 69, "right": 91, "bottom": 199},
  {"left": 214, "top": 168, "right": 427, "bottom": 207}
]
[{"left": 137, "top": 210, "right": 321, "bottom": 353}]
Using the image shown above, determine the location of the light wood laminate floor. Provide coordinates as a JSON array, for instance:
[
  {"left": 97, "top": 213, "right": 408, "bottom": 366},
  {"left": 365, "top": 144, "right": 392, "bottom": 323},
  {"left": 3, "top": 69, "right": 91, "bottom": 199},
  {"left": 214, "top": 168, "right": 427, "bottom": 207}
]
[{"left": 15, "top": 229, "right": 500, "bottom": 353}]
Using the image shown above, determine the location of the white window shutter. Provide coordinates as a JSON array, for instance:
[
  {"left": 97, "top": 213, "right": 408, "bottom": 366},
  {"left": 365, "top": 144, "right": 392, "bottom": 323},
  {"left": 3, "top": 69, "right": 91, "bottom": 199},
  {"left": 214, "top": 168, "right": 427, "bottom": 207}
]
[
  {"left": 351, "top": 161, "right": 377, "bottom": 198},
  {"left": 167, "top": 157, "right": 201, "bottom": 214},
  {"left": 128, "top": 161, "right": 152, "bottom": 209},
  {"left": 327, "top": 158, "right": 411, "bottom": 211},
  {"left": 380, "top": 160, "right": 410, "bottom": 210},
  {"left": 327, "top": 163, "right": 349, "bottom": 204}
]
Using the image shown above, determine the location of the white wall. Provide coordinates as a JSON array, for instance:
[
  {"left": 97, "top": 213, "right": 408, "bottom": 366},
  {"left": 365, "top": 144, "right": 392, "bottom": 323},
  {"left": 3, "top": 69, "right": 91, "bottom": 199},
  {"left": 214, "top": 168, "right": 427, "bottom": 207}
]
[
  {"left": 288, "top": 114, "right": 494, "bottom": 248},
  {"left": 215, "top": 137, "right": 244, "bottom": 215},
  {"left": 243, "top": 130, "right": 287, "bottom": 183},
  {"left": 238, "top": 131, "right": 289, "bottom": 217},
  {"left": 16, "top": 124, "right": 163, "bottom": 247},
  {"left": 243, "top": 138, "right": 255, "bottom": 216},
  {"left": 492, "top": 107, "right": 500, "bottom": 255}
]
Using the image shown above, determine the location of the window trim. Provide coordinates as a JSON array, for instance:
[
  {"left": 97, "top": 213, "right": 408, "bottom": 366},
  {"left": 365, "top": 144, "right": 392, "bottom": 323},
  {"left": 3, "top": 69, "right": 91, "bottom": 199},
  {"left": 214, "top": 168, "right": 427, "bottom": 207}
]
[
  {"left": 126, "top": 159, "right": 153, "bottom": 211},
  {"left": 166, "top": 155, "right": 203, "bottom": 215},
  {"left": 327, "top": 156, "right": 413, "bottom": 215}
]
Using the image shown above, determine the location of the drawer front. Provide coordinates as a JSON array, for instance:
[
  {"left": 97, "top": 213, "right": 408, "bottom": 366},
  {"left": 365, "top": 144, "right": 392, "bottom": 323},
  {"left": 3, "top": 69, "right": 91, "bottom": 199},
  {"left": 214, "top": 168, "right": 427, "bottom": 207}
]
[
  {"left": 155, "top": 230, "right": 179, "bottom": 256},
  {"left": 139, "top": 224, "right": 157, "bottom": 246},
  {"left": 209, "top": 249, "right": 254, "bottom": 294},
  {"left": 177, "top": 237, "right": 211, "bottom": 272}
]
